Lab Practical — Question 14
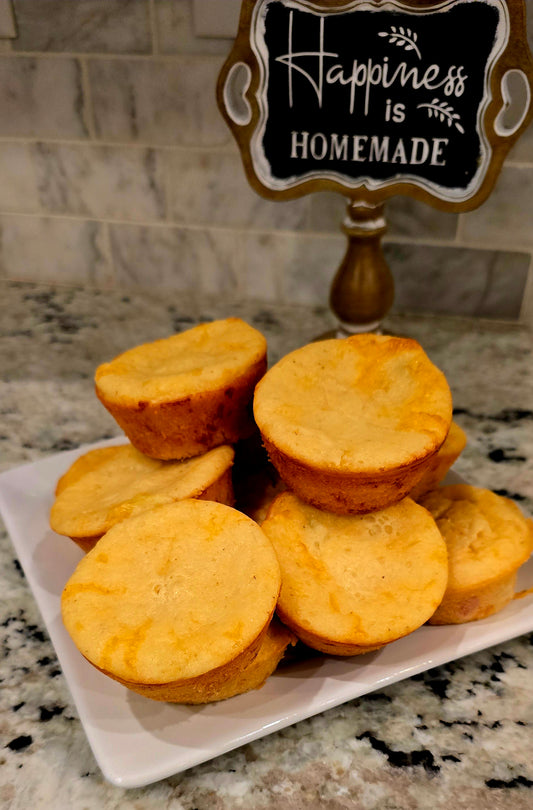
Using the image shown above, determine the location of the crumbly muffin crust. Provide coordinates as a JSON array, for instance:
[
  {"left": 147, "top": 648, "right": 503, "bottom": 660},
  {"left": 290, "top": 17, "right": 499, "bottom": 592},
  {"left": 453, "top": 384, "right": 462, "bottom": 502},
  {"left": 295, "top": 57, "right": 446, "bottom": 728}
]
[
  {"left": 95, "top": 318, "right": 267, "bottom": 460},
  {"left": 261, "top": 492, "right": 448, "bottom": 654},
  {"left": 61, "top": 499, "right": 281, "bottom": 690},
  {"left": 254, "top": 334, "right": 452, "bottom": 513},
  {"left": 50, "top": 443, "right": 234, "bottom": 550},
  {"left": 421, "top": 485, "right": 533, "bottom": 624}
]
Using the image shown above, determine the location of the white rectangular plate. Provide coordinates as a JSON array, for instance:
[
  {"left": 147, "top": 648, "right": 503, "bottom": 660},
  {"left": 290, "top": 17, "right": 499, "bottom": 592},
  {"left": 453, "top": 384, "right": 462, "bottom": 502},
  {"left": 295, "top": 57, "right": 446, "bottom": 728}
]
[{"left": 1, "top": 440, "right": 532, "bottom": 789}]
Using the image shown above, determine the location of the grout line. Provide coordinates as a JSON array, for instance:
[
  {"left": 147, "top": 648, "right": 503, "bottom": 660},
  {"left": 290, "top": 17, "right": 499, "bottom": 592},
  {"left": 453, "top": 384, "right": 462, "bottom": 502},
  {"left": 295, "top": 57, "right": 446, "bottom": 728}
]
[
  {"left": 79, "top": 57, "right": 97, "bottom": 140},
  {"left": 384, "top": 232, "right": 533, "bottom": 254},
  {"left": 0, "top": 209, "right": 313, "bottom": 235},
  {"left": 0, "top": 49, "right": 226, "bottom": 62},
  {"left": 0, "top": 209, "right": 181, "bottom": 228},
  {"left": 1, "top": 271, "right": 528, "bottom": 327},
  {"left": 0, "top": 209, "right": 358, "bottom": 240},
  {"left": 519, "top": 254, "right": 533, "bottom": 326},
  {"left": 504, "top": 159, "right": 533, "bottom": 169},
  {"left": 1, "top": 273, "right": 120, "bottom": 293},
  {"left": 148, "top": 0, "right": 159, "bottom": 56},
  {"left": 455, "top": 211, "right": 466, "bottom": 244},
  {"left": 24, "top": 142, "right": 46, "bottom": 218},
  {"left": 382, "top": 233, "right": 461, "bottom": 249},
  {"left": 0, "top": 208, "right": 531, "bottom": 255},
  {"left": 450, "top": 238, "right": 533, "bottom": 254},
  {"left": 101, "top": 220, "right": 117, "bottom": 287},
  {"left": 162, "top": 149, "right": 173, "bottom": 223},
  {"left": 0, "top": 135, "right": 236, "bottom": 152},
  {"left": 0, "top": 270, "right": 528, "bottom": 327}
]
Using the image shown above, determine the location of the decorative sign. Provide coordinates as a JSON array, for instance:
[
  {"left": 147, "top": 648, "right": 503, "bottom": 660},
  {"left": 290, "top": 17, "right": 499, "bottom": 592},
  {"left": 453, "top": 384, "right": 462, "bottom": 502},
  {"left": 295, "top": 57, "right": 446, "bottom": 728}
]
[{"left": 218, "top": 0, "right": 533, "bottom": 211}]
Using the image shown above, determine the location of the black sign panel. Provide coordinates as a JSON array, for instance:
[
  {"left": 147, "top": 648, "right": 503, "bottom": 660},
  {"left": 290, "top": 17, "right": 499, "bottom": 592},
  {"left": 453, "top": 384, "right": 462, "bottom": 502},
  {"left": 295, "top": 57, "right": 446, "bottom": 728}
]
[
  {"left": 218, "top": 0, "right": 533, "bottom": 209},
  {"left": 258, "top": 2, "right": 499, "bottom": 195}
]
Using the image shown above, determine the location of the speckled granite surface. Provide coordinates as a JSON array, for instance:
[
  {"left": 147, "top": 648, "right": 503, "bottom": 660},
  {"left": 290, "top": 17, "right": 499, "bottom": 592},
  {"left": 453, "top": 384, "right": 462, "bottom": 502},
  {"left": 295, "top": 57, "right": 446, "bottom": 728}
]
[{"left": 1, "top": 279, "right": 532, "bottom": 809}]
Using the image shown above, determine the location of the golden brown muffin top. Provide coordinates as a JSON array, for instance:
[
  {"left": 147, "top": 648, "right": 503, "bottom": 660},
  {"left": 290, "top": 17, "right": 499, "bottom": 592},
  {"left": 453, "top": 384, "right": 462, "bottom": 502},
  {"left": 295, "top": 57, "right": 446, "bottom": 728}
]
[
  {"left": 50, "top": 443, "right": 234, "bottom": 539},
  {"left": 61, "top": 499, "right": 281, "bottom": 684},
  {"left": 261, "top": 492, "right": 448, "bottom": 647},
  {"left": 253, "top": 334, "right": 452, "bottom": 472},
  {"left": 95, "top": 318, "right": 267, "bottom": 406},
  {"left": 55, "top": 445, "right": 123, "bottom": 496},
  {"left": 420, "top": 485, "right": 533, "bottom": 591}
]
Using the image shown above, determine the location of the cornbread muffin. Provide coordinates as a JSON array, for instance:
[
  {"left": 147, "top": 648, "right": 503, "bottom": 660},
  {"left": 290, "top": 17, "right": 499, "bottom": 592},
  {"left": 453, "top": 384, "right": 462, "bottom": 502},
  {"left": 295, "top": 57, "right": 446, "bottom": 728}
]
[
  {"left": 193, "top": 617, "right": 297, "bottom": 703},
  {"left": 409, "top": 421, "right": 467, "bottom": 501},
  {"left": 261, "top": 492, "right": 448, "bottom": 655},
  {"left": 55, "top": 445, "right": 121, "bottom": 496},
  {"left": 61, "top": 499, "right": 281, "bottom": 702},
  {"left": 50, "top": 443, "right": 234, "bottom": 552},
  {"left": 254, "top": 334, "right": 452, "bottom": 514},
  {"left": 95, "top": 318, "right": 267, "bottom": 460},
  {"left": 420, "top": 485, "right": 533, "bottom": 624}
]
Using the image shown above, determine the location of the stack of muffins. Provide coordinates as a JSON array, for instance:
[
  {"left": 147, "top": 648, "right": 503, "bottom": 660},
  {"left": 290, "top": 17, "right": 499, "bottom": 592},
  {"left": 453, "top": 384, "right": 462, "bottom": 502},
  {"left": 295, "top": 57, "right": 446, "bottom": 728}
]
[{"left": 52, "top": 319, "right": 533, "bottom": 704}]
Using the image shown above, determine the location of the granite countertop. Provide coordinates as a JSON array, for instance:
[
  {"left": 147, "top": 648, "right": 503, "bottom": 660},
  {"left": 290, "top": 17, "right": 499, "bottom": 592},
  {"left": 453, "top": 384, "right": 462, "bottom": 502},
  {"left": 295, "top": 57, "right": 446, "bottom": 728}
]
[{"left": 1, "top": 279, "right": 532, "bottom": 809}]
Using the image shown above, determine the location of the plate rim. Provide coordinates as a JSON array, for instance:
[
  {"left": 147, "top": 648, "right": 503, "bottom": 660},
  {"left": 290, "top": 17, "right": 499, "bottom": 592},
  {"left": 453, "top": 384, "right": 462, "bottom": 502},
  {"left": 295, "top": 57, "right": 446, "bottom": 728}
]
[{"left": 1, "top": 440, "right": 532, "bottom": 788}]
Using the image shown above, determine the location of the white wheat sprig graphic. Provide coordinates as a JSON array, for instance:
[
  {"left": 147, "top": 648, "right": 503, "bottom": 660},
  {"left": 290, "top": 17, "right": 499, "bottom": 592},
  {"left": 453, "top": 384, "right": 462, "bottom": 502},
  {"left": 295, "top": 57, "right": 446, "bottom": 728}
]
[
  {"left": 378, "top": 26, "right": 421, "bottom": 59},
  {"left": 417, "top": 99, "right": 465, "bottom": 133}
]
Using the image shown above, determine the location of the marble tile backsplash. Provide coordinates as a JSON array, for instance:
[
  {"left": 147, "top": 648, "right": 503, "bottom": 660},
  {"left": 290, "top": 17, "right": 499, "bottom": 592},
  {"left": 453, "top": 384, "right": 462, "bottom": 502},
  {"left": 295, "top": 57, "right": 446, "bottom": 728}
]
[
  {"left": 32, "top": 143, "right": 167, "bottom": 222},
  {"left": 0, "top": 215, "right": 113, "bottom": 286},
  {"left": 109, "top": 223, "right": 240, "bottom": 294},
  {"left": 89, "top": 57, "right": 230, "bottom": 147},
  {"left": 0, "top": 56, "right": 89, "bottom": 139},
  {"left": 167, "top": 149, "right": 310, "bottom": 230},
  {"left": 460, "top": 166, "right": 533, "bottom": 249},
  {"left": 154, "top": 0, "right": 232, "bottom": 55},
  {"left": 0, "top": 0, "right": 531, "bottom": 324},
  {"left": 11, "top": 0, "right": 152, "bottom": 54}
]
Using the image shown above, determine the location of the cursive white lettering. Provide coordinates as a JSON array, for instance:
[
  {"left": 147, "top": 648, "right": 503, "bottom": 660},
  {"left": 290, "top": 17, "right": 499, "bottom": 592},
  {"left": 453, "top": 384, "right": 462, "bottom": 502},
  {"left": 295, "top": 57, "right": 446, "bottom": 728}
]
[{"left": 275, "top": 12, "right": 468, "bottom": 116}]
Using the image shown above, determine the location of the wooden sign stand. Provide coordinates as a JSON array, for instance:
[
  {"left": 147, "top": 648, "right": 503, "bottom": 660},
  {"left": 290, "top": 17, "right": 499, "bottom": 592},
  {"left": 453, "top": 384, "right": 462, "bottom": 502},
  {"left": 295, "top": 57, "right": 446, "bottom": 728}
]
[
  {"left": 329, "top": 202, "right": 394, "bottom": 334},
  {"left": 331, "top": 201, "right": 393, "bottom": 333},
  {"left": 218, "top": 0, "right": 533, "bottom": 335}
]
